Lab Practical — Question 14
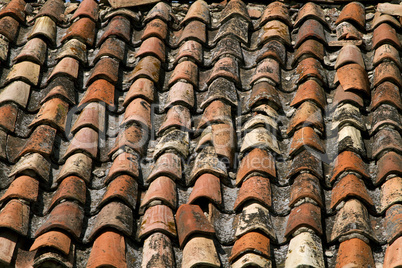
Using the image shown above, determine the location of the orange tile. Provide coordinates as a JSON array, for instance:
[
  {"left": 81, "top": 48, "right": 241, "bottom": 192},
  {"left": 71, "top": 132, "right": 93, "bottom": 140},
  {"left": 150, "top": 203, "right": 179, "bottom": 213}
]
[
  {"left": 95, "top": 37, "right": 125, "bottom": 63},
  {"left": 61, "top": 17, "right": 96, "bottom": 47},
  {"left": 332, "top": 84, "right": 364, "bottom": 110},
  {"left": 63, "top": 127, "right": 98, "bottom": 160},
  {"left": 373, "top": 61, "right": 402, "bottom": 88},
  {"left": 373, "top": 44, "right": 401, "bottom": 69},
  {"left": 295, "top": 19, "right": 326, "bottom": 48},
  {"left": 335, "top": 45, "right": 364, "bottom": 69},
  {"left": 259, "top": 20, "right": 290, "bottom": 47},
  {"left": 35, "top": 201, "right": 84, "bottom": 239},
  {"left": 141, "top": 176, "right": 176, "bottom": 210},
  {"left": 122, "top": 98, "right": 151, "bottom": 131},
  {"left": 48, "top": 176, "right": 86, "bottom": 212},
  {"left": 86, "top": 231, "right": 126, "bottom": 268},
  {"left": 370, "top": 81, "right": 402, "bottom": 112},
  {"left": 291, "top": 79, "right": 326, "bottom": 110},
  {"left": 257, "top": 40, "right": 286, "bottom": 67},
  {"left": 0, "top": 103, "right": 18, "bottom": 133},
  {"left": 335, "top": 238, "right": 375, "bottom": 268},
  {"left": 141, "top": 18, "right": 168, "bottom": 41},
  {"left": 109, "top": 124, "right": 148, "bottom": 157},
  {"left": 234, "top": 176, "right": 271, "bottom": 211},
  {"left": 105, "top": 152, "right": 139, "bottom": 184},
  {"left": 295, "top": 57, "right": 326, "bottom": 85},
  {"left": 294, "top": 2, "right": 326, "bottom": 28},
  {"left": 127, "top": 56, "right": 161, "bottom": 83},
  {"left": 79, "top": 79, "right": 115, "bottom": 109},
  {"left": 164, "top": 81, "right": 194, "bottom": 110},
  {"left": 33, "top": 0, "right": 65, "bottom": 23},
  {"left": 136, "top": 36, "right": 165, "bottom": 62},
  {"left": 14, "top": 38, "right": 47, "bottom": 65},
  {"left": 287, "top": 101, "right": 324, "bottom": 136},
  {"left": 158, "top": 105, "right": 191, "bottom": 135},
  {"left": 381, "top": 177, "right": 402, "bottom": 213},
  {"left": 197, "top": 100, "right": 232, "bottom": 131},
  {"left": 86, "top": 57, "right": 119, "bottom": 86},
  {"left": 335, "top": 2, "right": 365, "bottom": 29},
  {"left": 175, "top": 40, "right": 203, "bottom": 65},
  {"left": 71, "top": 0, "right": 98, "bottom": 22},
  {"left": 168, "top": 60, "right": 198, "bottom": 87},
  {"left": 138, "top": 204, "right": 176, "bottom": 240},
  {"left": 0, "top": 175, "right": 39, "bottom": 204},
  {"left": 175, "top": 204, "right": 214, "bottom": 247},
  {"left": 289, "top": 126, "right": 324, "bottom": 157},
  {"left": 236, "top": 148, "right": 276, "bottom": 185},
  {"left": 293, "top": 39, "right": 325, "bottom": 67},
  {"left": 384, "top": 236, "right": 402, "bottom": 268},
  {"left": 207, "top": 57, "right": 239, "bottom": 85},
  {"left": 372, "top": 22, "right": 401, "bottom": 50},
  {"left": 219, "top": 0, "right": 250, "bottom": 25},
  {"left": 71, "top": 102, "right": 105, "bottom": 134},
  {"left": 98, "top": 15, "right": 131, "bottom": 45},
  {"left": 287, "top": 150, "right": 323, "bottom": 182},
  {"left": 0, "top": 199, "right": 30, "bottom": 236},
  {"left": 376, "top": 151, "right": 402, "bottom": 186},
  {"left": 385, "top": 204, "right": 402, "bottom": 244},
  {"left": 230, "top": 232, "right": 270, "bottom": 263},
  {"left": 29, "top": 98, "right": 69, "bottom": 133},
  {"left": 188, "top": 173, "right": 221, "bottom": 206},
  {"left": 285, "top": 202, "right": 322, "bottom": 238},
  {"left": 124, "top": 78, "right": 155, "bottom": 106},
  {"left": 372, "top": 128, "right": 402, "bottom": 160},
  {"left": 30, "top": 230, "right": 71, "bottom": 256},
  {"left": 336, "top": 63, "right": 369, "bottom": 96},
  {"left": 245, "top": 81, "right": 281, "bottom": 111},
  {"left": 0, "top": 0, "right": 25, "bottom": 23},
  {"left": 289, "top": 173, "right": 323, "bottom": 208},
  {"left": 331, "top": 151, "right": 369, "bottom": 184},
  {"left": 99, "top": 174, "right": 138, "bottom": 211},
  {"left": 88, "top": 201, "right": 133, "bottom": 241},
  {"left": 330, "top": 174, "right": 373, "bottom": 210}
]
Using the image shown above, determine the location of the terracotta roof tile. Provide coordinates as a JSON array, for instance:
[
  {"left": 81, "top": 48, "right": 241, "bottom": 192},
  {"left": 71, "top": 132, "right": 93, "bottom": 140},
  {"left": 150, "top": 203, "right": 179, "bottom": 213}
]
[
  {"left": 56, "top": 153, "right": 92, "bottom": 184},
  {"left": 287, "top": 150, "right": 323, "bottom": 181},
  {"left": 88, "top": 201, "right": 133, "bottom": 241},
  {"left": 380, "top": 177, "right": 402, "bottom": 213},
  {"left": 182, "top": 236, "right": 220, "bottom": 268},
  {"left": 285, "top": 232, "right": 324, "bottom": 267},
  {"left": 61, "top": 17, "right": 96, "bottom": 47},
  {"left": 236, "top": 148, "right": 275, "bottom": 185},
  {"left": 336, "top": 2, "right": 365, "bottom": 29},
  {"left": 285, "top": 202, "right": 322, "bottom": 238},
  {"left": 330, "top": 174, "right": 373, "bottom": 210},
  {"left": 138, "top": 204, "right": 176, "bottom": 240},
  {"left": 372, "top": 22, "right": 401, "bottom": 50},
  {"left": 141, "top": 176, "right": 176, "bottom": 210},
  {"left": 294, "top": 2, "right": 326, "bottom": 28},
  {"left": 9, "top": 153, "right": 51, "bottom": 182},
  {"left": 384, "top": 204, "right": 402, "bottom": 244},
  {"left": 0, "top": 0, "right": 25, "bottom": 23},
  {"left": 30, "top": 230, "right": 71, "bottom": 256},
  {"left": 230, "top": 232, "right": 270, "bottom": 263},
  {"left": 71, "top": 102, "right": 105, "bottom": 134},
  {"left": 147, "top": 152, "right": 182, "bottom": 182},
  {"left": 181, "top": 0, "right": 209, "bottom": 25},
  {"left": 33, "top": 0, "right": 64, "bottom": 24},
  {"left": 71, "top": 0, "right": 98, "bottom": 22},
  {"left": 295, "top": 19, "right": 326, "bottom": 48},
  {"left": 259, "top": 1, "right": 290, "bottom": 27},
  {"left": 293, "top": 39, "right": 324, "bottom": 67},
  {"left": 0, "top": 199, "right": 30, "bottom": 236},
  {"left": 28, "top": 98, "right": 69, "bottom": 133},
  {"left": 175, "top": 40, "right": 203, "bottom": 65},
  {"left": 335, "top": 238, "right": 375, "bottom": 268},
  {"left": 35, "top": 201, "right": 84, "bottom": 239},
  {"left": 48, "top": 176, "right": 86, "bottom": 212},
  {"left": 63, "top": 127, "right": 98, "bottom": 160},
  {"left": 188, "top": 173, "right": 221, "bottom": 206},
  {"left": 0, "top": 175, "right": 39, "bottom": 204},
  {"left": 86, "top": 231, "right": 126, "bottom": 268},
  {"left": 235, "top": 202, "right": 275, "bottom": 240},
  {"left": 0, "top": 1, "right": 400, "bottom": 265},
  {"left": 141, "top": 18, "right": 167, "bottom": 41},
  {"left": 384, "top": 236, "right": 402, "bottom": 268},
  {"left": 14, "top": 38, "right": 47, "bottom": 65},
  {"left": 370, "top": 81, "right": 402, "bottom": 112},
  {"left": 99, "top": 174, "right": 138, "bottom": 210},
  {"left": 0, "top": 16, "right": 20, "bottom": 43},
  {"left": 142, "top": 232, "right": 174, "bottom": 267},
  {"left": 98, "top": 15, "right": 131, "bottom": 46},
  {"left": 376, "top": 151, "right": 402, "bottom": 186},
  {"left": 289, "top": 173, "right": 323, "bottom": 208},
  {"left": 234, "top": 175, "right": 271, "bottom": 211},
  {"left": 176, "top": 204, "right": 215, "bottom": 247},
  {"left": 330, "top": 199, "right": 375, "bottom": 242},
  {"left": 29, "top": 16, "right": 57, "bottom": 45}
]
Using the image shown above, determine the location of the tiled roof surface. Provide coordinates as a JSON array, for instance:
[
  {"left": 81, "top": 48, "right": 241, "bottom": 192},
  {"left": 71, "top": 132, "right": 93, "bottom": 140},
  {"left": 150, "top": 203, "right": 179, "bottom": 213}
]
[{"left": 0, "top": 0, "right": 401, "bottom": 267}]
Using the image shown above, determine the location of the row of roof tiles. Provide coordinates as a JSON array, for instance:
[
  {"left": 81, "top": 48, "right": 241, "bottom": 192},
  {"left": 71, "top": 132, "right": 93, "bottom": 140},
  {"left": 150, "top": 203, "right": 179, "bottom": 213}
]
[{"left": 0, "top": 0, "right": 401, "bottom": 267}]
